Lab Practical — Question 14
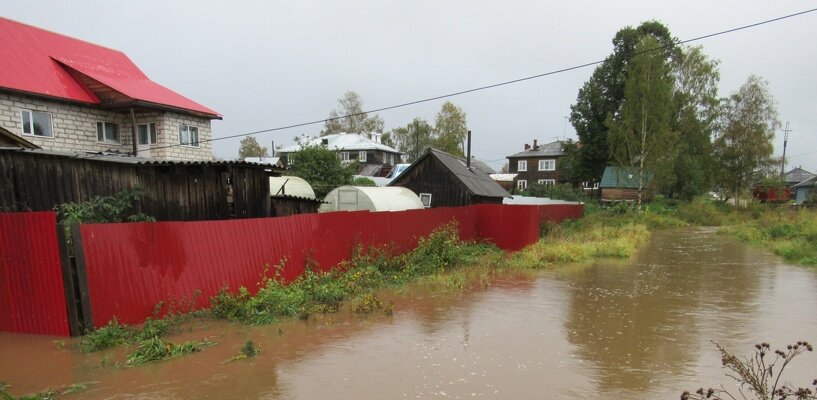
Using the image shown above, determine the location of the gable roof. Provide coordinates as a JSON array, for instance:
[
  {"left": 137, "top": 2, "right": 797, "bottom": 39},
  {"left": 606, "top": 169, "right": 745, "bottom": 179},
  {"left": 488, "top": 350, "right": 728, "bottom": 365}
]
[
  {"left": 784, "top": 167, "right": 815, "bottom": 185},
  {"left": 393, "top": 148, "right": 510, "bottom": 198},
  {"left": 508, "top": 141, "right": 565, "bottom": 158},
  {"left": 793, "top": 176, "right": 816, "bottom": 188},
  {"left": 0, "top": 17, "right": 219, "bottom": 118},
  {"left": 278, "top": 133, "right": 401, "bottom": 154},
  {"left": 599, "top": 166, "right": 654, "bottom": 189}
]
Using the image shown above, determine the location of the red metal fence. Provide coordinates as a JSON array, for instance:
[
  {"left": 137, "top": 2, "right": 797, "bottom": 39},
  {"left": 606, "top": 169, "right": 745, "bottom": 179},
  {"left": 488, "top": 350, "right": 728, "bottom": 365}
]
[
  {"left": 0, "top": 212, "right": 70, "bottom": 336},
  {"left": 78, "top": 205, "right": 553, "bottom": 327},
  {"left": 1, "top": 203, "right": 583, "bottom": 334}
]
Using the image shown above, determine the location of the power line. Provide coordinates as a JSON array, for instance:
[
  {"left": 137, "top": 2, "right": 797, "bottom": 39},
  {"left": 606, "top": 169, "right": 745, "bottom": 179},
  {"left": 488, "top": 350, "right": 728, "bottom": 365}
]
[{"left": 140, "top": 7, "right": 817, "bottom": 155}]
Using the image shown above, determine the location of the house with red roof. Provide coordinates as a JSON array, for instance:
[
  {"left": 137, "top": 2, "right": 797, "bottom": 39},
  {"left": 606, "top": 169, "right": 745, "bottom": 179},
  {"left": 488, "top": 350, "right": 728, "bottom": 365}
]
[{"left": 0, "top": 17, "right": 220, "bottom": 161}]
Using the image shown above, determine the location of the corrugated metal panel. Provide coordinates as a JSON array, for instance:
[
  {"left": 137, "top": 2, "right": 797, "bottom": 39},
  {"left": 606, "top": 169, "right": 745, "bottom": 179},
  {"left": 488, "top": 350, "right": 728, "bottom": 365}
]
[
  {"left": 78, "top": 204, "right": 571, "bottom": 327},
  {"left": 79, "top": 206, "right": 478, "bottom": 326},
  {"left": 0, "top": 211, "right": 70, "bottom": 336},
  {"left": 474, "top": 204, "right": 539, "bottom": 252},
  {"left": 537, "top": 204, "right": 585, "bottom": 224}
]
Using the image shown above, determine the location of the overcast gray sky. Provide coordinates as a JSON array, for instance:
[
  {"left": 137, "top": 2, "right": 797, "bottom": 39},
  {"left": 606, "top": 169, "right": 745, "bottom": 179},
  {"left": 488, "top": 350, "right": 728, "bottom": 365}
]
[{"left": 5, "top": 0, "right": 817, "bottom": 172}]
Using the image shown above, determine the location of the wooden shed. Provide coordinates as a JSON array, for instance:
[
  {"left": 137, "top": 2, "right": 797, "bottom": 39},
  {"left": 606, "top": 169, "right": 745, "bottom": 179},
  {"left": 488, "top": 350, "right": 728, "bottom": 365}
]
[
  {"left": 599, "top": 166, "right": 654, "bottom": 202},
  {"left": 389, "top": 149, "right": 510, "bottom": 208},
  {"left": 0, "top": 148, "right": 282, "bottom": 220}
]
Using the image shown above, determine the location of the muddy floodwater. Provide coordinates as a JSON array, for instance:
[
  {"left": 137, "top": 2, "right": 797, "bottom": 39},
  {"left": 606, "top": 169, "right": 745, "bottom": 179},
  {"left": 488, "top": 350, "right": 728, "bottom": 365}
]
[{"left": 2, "top": 227, "right": 817, "bottom": 399}]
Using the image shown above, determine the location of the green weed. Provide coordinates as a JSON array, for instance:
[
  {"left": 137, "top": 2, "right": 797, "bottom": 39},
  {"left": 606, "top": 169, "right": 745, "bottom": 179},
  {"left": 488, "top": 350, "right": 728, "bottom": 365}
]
[{"left": 125, "top": 336, "right": 212, "bottom": 366}]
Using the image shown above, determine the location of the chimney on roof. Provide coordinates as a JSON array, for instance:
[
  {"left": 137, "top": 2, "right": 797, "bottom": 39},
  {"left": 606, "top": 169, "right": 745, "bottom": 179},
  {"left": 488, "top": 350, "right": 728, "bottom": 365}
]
[
  {"left": 533, "top": 139, "right": 538, "bottom": 150},
  {"left": 466, "top": 130, "right": 472, "bottom": 169},
  {"left": 524, "top": 143, "right": 530, "bottom": 150}
]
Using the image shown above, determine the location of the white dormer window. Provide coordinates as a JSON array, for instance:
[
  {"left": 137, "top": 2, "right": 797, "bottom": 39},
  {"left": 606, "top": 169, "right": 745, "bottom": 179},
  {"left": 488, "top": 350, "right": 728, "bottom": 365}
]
[
  {"left": 359, "top": 151, "right": 367, "bottom": 162},
  {"left": 518, "top": 160, "right": 527, "bottom": 172}
]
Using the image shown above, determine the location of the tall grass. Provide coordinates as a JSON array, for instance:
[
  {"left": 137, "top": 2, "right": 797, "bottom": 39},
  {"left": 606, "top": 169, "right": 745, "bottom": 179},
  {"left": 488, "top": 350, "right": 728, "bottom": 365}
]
[
  {"left": 508, "top": 210, "right": 653, "bottom": 268},
  {"left": 721, "top": 208, "right": 817, "bottom": 266}
]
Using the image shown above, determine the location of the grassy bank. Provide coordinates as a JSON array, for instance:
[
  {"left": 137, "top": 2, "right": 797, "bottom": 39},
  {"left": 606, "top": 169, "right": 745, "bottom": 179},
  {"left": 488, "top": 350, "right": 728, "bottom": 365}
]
[{"left": 721, "top": 208, "right": 817, "bottom": 266}]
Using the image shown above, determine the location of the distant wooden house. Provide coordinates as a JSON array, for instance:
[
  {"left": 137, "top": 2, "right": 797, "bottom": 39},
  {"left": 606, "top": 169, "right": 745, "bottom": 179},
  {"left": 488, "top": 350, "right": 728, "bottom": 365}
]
[
  {"left": 0, "top": 148, "right": 281, "bottom": 220},
  {"left": 784, "top": 167, "right": 815, "bottom": 188},
  {"left": 599, "top": 166, "right": 654, "bottom": 202},
  {"left": 389, "top": 149, "right": 510, "bottom": 208}
]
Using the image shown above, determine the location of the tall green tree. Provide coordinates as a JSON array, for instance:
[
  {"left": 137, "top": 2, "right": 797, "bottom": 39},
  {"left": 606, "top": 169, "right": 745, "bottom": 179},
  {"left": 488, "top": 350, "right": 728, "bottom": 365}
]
[
  {"left": 713, "top": 75, "right": 781, "bottom": 204},
  {"left": 670, "top": 46, "right": 721, "bottom": 199},
  {"left": 288, "top": 141, "right": 355, "bottom": 198},
  {"left": 321, "top": 91, "right": 385, "bottom": 136},
  {"left": 238, "top": 136, "right": 269, "bottom": 158},
  {"left": 389, "top": 118, "right": 434, "bottom": 163},
  {"left": 606, "top": 35, "right": 678, "bottom": 205},
  {"left": 433, "top": 101, "right": 467, "bottom": 157},
  {"left": 569, "top": 21, "right": 678, "bottom": 184}
]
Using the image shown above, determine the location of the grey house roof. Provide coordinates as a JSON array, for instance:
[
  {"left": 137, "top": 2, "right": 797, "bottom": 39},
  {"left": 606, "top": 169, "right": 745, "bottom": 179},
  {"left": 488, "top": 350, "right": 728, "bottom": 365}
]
[
  {"left": 468, "top": 157, "right": 496, "bottom": 175},
  {"left": 785, "top": 167, "right": 815, "bottom": 185},
  {"left": 507, "top": 141, "right": 565, "bottom": 158},
  {"left": 793, "top": 176, "right": 816, "bottom": 188},
  {"left": 392, "top": 149, "right": 510, "bottom": 198},
  {"left": 599, "top": 166, "right": 654, "bottom": 189}
]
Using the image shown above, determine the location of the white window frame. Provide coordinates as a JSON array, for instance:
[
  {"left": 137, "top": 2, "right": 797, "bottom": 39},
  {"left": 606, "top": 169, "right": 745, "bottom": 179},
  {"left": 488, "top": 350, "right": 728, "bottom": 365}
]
[
  {"left": 340, "top": 151, "right": 350, "bottom": 161},
  {"left": 384, "top": 152, "right": 392, "bottom": 165},
  {"left": 517, "top": 179, "right": 527, "bottom": 190},
  {"left": 179, "top": 124, "right": 199, "bottom": 147},
  {"left": 538, "top": 179, "right": 556, "bottom": 186},
  {"left": 419, "top": 193, "right": 432, "bottom": 208},
  {"left": 96, "top": 121, "right": 120, "bottom": 144},
  {"left": 359, "top": 150, "right": 367, "bottom": 162},
  {"left": 20, "top": 109, "right": 54, "bottom": 138},
  {"left": 538, "top": 159, "right": 555, "bottom": 171},
  {"left": 518, "top": 160, "right": 527, "bottom": 172},
  {"left": 137, "top": 122, "right": 158, "bottom": 145}
]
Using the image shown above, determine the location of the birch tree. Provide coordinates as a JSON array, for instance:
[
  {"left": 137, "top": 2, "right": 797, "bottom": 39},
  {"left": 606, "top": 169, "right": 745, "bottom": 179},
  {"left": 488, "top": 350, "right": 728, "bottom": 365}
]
[{"left": 606, "top": 35, "right": 677, "bottom": 205}]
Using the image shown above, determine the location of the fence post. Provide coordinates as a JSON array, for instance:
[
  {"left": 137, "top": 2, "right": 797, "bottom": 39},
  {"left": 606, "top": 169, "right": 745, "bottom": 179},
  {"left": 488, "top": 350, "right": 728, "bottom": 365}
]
[
  {"left": 56, "top": 224, "right": 81, "bottom": 336},
  {"left": 70, "top": 224, "right": 94, "bottom": 332}
]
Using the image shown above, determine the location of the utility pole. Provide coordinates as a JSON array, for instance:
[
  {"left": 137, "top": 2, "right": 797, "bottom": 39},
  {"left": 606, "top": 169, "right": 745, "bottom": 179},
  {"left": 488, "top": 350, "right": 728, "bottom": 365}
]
[{"left": 780, "top": 122, "right": 791, "bottom": 176}]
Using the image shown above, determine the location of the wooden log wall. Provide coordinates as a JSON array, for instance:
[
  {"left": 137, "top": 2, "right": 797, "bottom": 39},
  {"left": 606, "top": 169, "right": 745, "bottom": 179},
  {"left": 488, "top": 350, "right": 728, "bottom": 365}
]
[{"left": 0, "top": 151, "right": 271, "bottom": 221}]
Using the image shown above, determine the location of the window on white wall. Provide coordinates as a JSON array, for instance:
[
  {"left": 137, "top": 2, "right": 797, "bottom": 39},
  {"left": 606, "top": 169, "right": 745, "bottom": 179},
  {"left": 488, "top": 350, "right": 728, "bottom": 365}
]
[
  {"left": 359, "top": 151, "right": 367, "bottom": 162},
  {"left": 96, "top": 122, "right": 120, "bottom": 144},
  {"left": 538, "top": 159, "right": 555, "bottom": 171},
  {"left": 518, "top": 160, "right": 527, "bottom": 171},
  {"left": 21, "top": 110, "right": 53, "bottom": 137},
  {"left": 179, "top": 124, "right": 199, "bottom": 147},
  {"left": 137, "top": 123, "right": 157, "bottom": 145},
  {"left": 517, "top": 179, "right": 527, "bottom": 190}
]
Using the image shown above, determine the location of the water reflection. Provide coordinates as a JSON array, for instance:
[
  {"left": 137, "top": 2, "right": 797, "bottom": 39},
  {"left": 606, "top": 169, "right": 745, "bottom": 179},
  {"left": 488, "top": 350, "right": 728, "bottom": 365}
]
[{"left": 559, "top": 228, "right": 803, "bottom": 396}]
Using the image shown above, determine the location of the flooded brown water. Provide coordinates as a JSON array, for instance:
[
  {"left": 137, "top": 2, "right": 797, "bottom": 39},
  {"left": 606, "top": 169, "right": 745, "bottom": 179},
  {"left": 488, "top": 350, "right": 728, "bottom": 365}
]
[{"left": 2, "top": 227, "right": 817, "bottom": 399}]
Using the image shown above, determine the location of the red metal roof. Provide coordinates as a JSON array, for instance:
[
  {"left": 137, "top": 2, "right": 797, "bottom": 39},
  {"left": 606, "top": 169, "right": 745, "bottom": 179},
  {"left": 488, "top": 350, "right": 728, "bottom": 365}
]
[{"left": 0, "top": 17, "right": 220, "bottom": 118}]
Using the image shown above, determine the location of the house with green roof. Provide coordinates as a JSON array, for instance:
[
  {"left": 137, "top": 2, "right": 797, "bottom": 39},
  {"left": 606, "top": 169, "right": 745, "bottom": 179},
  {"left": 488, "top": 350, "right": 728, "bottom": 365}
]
[{"left": 599, "top": 166, "right": 655, "bottom": 202}]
